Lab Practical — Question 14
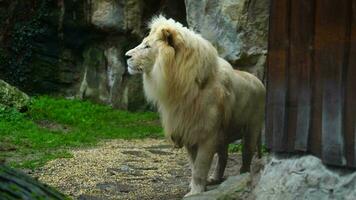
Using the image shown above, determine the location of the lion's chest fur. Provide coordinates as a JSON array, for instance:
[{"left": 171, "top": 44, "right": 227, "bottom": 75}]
[
  {"left": 161, "top": 96, "right": 223, "bottom": 147},
  {"left": 143, "top": 70, "right": 235, "bottom": 147}
]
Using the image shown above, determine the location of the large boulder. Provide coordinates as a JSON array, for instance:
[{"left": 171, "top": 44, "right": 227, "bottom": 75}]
[
  {"left": 253, "top": 156, "right": 356, "bottom": 200},
  {"left": 184, "top": 155, "right": 356, "bottom": 200},
  {"left": 0, "top": 80, "right": 30, "bottom": 111},
  {"left": 185, "top": 0, "right": 269, "bottom": 79}
]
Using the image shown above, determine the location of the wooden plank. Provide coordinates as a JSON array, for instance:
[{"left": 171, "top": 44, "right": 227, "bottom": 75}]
[
  {"left": 266, "top": 0, "right": 290, "bottom": 151},
  {"left": 309, "top": 2, "right": 323, "bottom": 157},
  {"left": 286, "top": 0, "right": 298, "bottom": 151},
  {"left": 289, "top": 0, "right": 314, "bottom": 152},
  {"left": 314, "top": 0, "right": 349, "bottom": 166},
  {"left": 345, "top": 1, "right": 356, "bottom": 167}
]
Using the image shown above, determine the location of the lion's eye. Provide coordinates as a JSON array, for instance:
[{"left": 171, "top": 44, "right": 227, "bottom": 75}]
[{"left": 144, "top": 45, "right": 151, "bottom": 49}]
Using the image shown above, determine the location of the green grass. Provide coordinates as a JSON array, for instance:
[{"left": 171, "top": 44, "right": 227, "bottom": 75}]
[
  {"left": 0, "top": 96, "right": 162, "bottom": 169},
  {"left": 228, "top": 143, "right": 268, "bottom": 155}
]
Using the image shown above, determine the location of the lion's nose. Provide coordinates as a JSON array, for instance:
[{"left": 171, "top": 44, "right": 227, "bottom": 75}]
[
  {"left": 125, "top": 51, "right": 133, "bottom": 60},
  {"left": 125, "top": 54, "right": 132, "bottom": 60}
]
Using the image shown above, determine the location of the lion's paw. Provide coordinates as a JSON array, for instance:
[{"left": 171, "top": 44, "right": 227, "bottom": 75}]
[
  {"left": 184, "top": 190, "right": 200, "bottom": 197},
  {"left": 184, "top": 184, "right": 205, "bottom": 197},
  {"left": 206, "top": 176, "right": 223, "bottom": 186}
]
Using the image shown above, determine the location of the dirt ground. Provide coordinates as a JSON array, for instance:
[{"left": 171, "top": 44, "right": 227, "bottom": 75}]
[{"left": 32, "top": 139, "right": 244, "bottom": 200}]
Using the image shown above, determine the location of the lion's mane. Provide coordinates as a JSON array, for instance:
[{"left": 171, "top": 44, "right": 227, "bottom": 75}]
[{"left": 142, "top": 16, "right": 235, "bottom": 147}]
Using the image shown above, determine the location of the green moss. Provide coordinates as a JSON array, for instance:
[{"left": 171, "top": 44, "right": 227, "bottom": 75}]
[{"left": 0, "top": 80, "right": 30, "bottom": 111}]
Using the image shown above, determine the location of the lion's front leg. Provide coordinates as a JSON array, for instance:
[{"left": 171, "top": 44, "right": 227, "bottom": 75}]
[
  {"left": 185, "top": 140, "right": 215, "bottom": 197},
  {"left": 186, "top": 145, "right": 197, "bottom": 189},
  {"left": 207, "top": 144, "right": 228, "bottom": 185}
]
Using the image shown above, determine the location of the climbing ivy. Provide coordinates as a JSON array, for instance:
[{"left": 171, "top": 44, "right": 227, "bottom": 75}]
[{"left": 0, "top": 0, "right": 50, "bottom": 89}]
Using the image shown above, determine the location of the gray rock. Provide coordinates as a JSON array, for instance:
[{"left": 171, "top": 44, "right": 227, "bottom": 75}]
[
  {"left": 0, "top": 79, "right": 30, "bottom": 111},
  {"left": 119, "top": 165, "right": 133, "bottom": 173},
  {"left": 91, "top": 0, "right": 125, "bottom": 32},
  {"left": 78, "top": 45, "right": 109, "bottom": 104},
  {"left": 184, "top": 173, "right": 250, "bottom": 200},
  {"left": 185, "top": 0, "right": 269, "bottom": 79},
  {"left": 96, "top": 182, "right": 132, "bottom": 193},
  {"left": 148, "top": 149, "right": 173, "bottom": 156},
  {"left": 122, "top": 150, "right": 147, "bottom": 157},
  {"left": 90, "top": 0, "right": 143, "bottom": 34},
  {"left": 77, "top": 37, "right": 147, "bottom": 111},
  {"left": 253, "top": 155, "right": 356, "bottom": 200}
]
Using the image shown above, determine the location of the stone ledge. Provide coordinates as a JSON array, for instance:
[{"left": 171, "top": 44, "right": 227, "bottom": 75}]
[{"left": 184, "top": 173, "right": 251, "bottom": 200}]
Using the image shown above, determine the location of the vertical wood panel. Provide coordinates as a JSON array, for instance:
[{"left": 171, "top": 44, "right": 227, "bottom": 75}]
[
  {"left": 267, "top": 0, "right": 356, "bottom": 168},
  {"left": 289, "top": 0, "right": 314, "bottom": 151},
  {"left": 345, "top": 1, "right": 356, "bottom": 167},
  {"left": 314, "top": 0, "right": 349, "bottom": 166},
  {"left": 309, "top": 0, "right": 323, "bottom": 157},
  {"left": 266, "top": 0, "right": 290, "bottom": 151}
]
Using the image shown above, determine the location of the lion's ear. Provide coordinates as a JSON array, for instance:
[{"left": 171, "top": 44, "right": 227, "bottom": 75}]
[{"left": 161, "top": 28, "right": 175, "bottom": 48}]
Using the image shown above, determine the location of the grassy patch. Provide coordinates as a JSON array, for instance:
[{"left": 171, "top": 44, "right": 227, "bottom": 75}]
[
  {"left": 228, "top": 142, "right": 269, "bottom": 156},
  {"left": 0, "top": 96, "right": 162, "bottom": 169}
]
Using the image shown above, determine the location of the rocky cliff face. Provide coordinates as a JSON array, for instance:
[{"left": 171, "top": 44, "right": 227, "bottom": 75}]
[
  {"left": 185, "top": 0, "right": 269, "bottom": 79},
  {"left": 0, "top": 0, "right": 267, "bottom": 110},
  {"left": 0, "top": 0, "right": 186, "bottom": 110}
]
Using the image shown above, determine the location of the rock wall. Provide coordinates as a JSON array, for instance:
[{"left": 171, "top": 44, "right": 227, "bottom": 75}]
[
  {"left": 185, "top": 0, "right": 269, "bottom": 79},
  {"left": 0, "top": 0, "right": 186, "bottom": 111},
  {"left": 0, "top": 0, "right": 268, "bottom": 110}
]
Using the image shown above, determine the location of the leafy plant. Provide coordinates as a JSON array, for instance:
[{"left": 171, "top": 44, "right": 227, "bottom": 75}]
[
  {"left": 229, "top": 143, "right": 243, "bottom": 153},
  {"left": 0, "top": 0, "right": 50, "bottom": 88}
]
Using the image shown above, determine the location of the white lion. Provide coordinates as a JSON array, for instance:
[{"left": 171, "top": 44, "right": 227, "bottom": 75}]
[{"left": 125, "top": 16, "right": 265, "bottom": 197}]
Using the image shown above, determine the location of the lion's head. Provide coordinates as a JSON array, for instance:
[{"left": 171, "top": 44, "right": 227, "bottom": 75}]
[
  {"left": 125, "top": 16, "right": 220, "bottom": 105},
  {"left": 125, "top": 16, "right": 186, "bottom": 75},
  {"left": 125, "top": 36, "right": 158, "bottom": 75}
]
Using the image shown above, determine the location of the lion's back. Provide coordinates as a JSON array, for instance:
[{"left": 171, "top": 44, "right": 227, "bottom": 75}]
[{"left": 216, "top": 57, "right": 265, "bottom": 129}]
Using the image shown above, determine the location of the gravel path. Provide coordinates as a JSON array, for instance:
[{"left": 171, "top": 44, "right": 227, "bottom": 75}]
[{"left": 33, "top": 139, "right": 243, "bottom": 200}]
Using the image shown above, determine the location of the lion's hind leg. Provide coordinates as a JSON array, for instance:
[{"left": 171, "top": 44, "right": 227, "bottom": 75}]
[{"left": 240, "top": 125, "right": 260, "bottom": 173}]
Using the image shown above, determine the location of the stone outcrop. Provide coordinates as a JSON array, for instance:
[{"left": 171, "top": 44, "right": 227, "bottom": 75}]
[
  {"left": 184, "top": 174, "right": 251, "bottom": 200},
  {"left": 185, "top": 0, "right": 269, "bottom": 79},
  {"left": 0, "top": 79, "right": 30, "bottom": 111}
]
